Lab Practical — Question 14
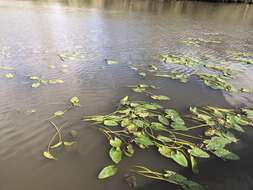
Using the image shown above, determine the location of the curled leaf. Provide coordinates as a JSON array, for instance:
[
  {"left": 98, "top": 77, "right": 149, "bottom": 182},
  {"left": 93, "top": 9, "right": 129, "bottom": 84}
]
[{"left": 43, "top": 151, "right": 57, "bottom": 160}]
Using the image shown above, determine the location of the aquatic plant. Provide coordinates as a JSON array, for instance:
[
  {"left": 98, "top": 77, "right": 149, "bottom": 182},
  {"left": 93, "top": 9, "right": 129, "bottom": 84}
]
[
  {"left": 196, "top": 73, "right": 234, "bottom": 92},
  {"left": 228, "top": 51, "right": 253, "bottom": 65},
  {"left": 159, "top": 54, "right": 199, "bottom": 68},
  {"left": 181, "top": 37, "right": 221, "bottom": 47},
  {"left": 42, "top": 96, "right": 80, "bottom": 160},
  {"left": 84, "top": 96, "right": 252, "bottom": 189},
  {"left": 29, "top": 76, "right": 64, "bottom": 88},
  {"left": 203, "top": 64, "right": 239, "bottom": 78},
  {"left": 155, "top": 71, "right": 189, "bottom": 83}
]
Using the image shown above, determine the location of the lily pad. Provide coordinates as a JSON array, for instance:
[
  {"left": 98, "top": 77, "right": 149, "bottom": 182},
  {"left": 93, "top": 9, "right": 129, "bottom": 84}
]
[{"left": 98, "top": 165, "right": 118, "bottom": 179}]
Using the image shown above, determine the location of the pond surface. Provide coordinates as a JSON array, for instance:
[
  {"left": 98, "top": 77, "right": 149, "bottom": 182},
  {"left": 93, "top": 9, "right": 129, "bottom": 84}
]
[{"left": 0, "top": 0, "right": 253, "bottom": 190}]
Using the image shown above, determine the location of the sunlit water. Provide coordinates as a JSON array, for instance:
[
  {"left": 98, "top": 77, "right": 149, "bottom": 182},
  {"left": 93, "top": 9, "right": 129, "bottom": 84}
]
[{"left": 0, "top": 0, "right": 253, "bottom": 190}]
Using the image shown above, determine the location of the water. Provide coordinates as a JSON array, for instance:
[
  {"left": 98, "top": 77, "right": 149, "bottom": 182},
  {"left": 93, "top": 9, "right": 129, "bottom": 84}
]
[{"left": 0, "top": 0, "right": 253, "bottom": 190}]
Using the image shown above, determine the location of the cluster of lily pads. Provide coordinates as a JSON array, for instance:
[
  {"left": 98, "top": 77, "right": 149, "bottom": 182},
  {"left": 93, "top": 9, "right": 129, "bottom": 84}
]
[
  {"left": 29, "top": 76, "right": 64, "bottom": 88},
  {"left": 42, "top": 96, "right": 80, "bottom": 160},
  {"left": 181, "top": 37, "right": 221, "bottom": 47},
  {"left": 128, "top": 84, "right": 170, "bottom": 100},
  {"left": 84, "top": 95, "right": 253, "bottom": 189},
  {"left": 228, "top": 51, "right": 253, "bottom": 65}
]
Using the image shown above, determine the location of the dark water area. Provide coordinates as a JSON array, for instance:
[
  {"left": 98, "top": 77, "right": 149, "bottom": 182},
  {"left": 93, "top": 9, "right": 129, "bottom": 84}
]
[{"left": 0, "top": 0, "right": 253, "bottom": 190}]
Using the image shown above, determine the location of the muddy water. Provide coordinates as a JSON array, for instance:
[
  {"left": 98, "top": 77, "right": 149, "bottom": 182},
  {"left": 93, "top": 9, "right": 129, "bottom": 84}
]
[{"left": 0, "top": 0, "right": 253, "bottom": 190}]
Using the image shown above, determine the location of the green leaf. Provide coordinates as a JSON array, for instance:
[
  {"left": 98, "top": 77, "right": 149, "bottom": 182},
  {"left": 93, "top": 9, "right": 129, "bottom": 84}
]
[
  {"left": 171, "top": 150, "right": 188, "bottom": 167},
  {"left": 157, "top": 135, "right": 172, "bottom": 143},
  {"left": 43, "top": 151, "right": 57, "bottom": 160},
  {"left": 132, "top": 87, "right": 146, "bottom": 93},
  {"left": 4, "top": 73, "right": 15, "bottom": 79},
  {"left": 30, "top": 76, "right": 40, "bottom": 80},
  {"left": 190, "top": 155, "right": 199, "bottom": 174},
  {"left": 151, "top": 95, "right": 170, "bottom": 101},
  {"left": 54, "top": 111, "right": 65, "bottom": 117},
  {"left": 120, "top": 118, "right": 130, "bottom": 127},
  {"left": 158, "top": 115, "right": 169, "bottom": 125},
  {"left": 109, "top": 147, "right": 122, "bottom": 164},
  {"left": 120, "top": 96, "right": 128, "bottom": 105},
  {"left": 188, "top": 147, "right": 209, "bottom": 158},
  {"left": 64, "top": 141, "right": 76, "bottom": 146},
  {"left": 133, "top": 119, "right": 145, "bottom": 128},
  {"left": 124, "top": 144, "right": 134, "bottom": 157},
  {"left": 110, "top": 137, "right": 122, "bottom": 148},
  {"left": 104, "top": 120, "right": 118, "bottom": 127},
  {"left": 213, "top": 149, "right": 240, "bottom": 160},
  {"left": 32, "top": 82, "right": 41, "bottom": 88},
  {"left": 50, "top": 141, "right": 63, "bottom": 148},
  {"left": 204, "top": 136, "right": 231, "bottom": 150},
  {"left": 48, "top": 79, "right": 64, "bottom": 84},
  {"left": 138, "top": 72, "right": 146, "bottom": 77},
  {"left": 134, "top": 135, "right": 154, "bottom": 148},
  {"left": 106, "top": 59, "right": 118, "bottom": 65},
  {"left": 70, "top": 96, "right": 80, "bottom": 106},
  {"left": 171, "top": 121, "right": 187, "bottom": 131},
  {"left": 98, "top": 165, "right": 118, "bottom": 179},
  {"left": 158, "top": 146, "right": 172, "bottom": 158},
  {"left": 150, "top": 122, "right": 166, "bottom": 131},
  {"left": 242, "top": 108, "right": 253, "bottom": 119}
]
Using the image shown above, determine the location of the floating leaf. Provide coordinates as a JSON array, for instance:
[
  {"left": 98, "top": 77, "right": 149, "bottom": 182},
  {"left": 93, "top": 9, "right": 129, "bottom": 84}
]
[
  {"left": 48, "top": 79, "right": 64, "bottom": 84},
  {"left": 157, "top": 135, "right": 172, "bottom": 143},
  {"left": 151, "top": 95, "right": 170, "bottom": 101},
  {"left": 0, "top": 66, "right": 14, "bottom": 70},
  {"left": 64, "top": 141, "right": 76, "bottom": 146},
  {"left": 204, "top": 136, "right": 231, "bottom": 150},
  {"left": 32, "top": 82, "right": 41, "bottom": 88},
  {"left": 124, "top": 144, "right": 134, "bottom": 157},
  {"left": 158, "top": 146, "right": 172, "bottom": 158},
  {"left": 134, "top": 135, "right": 154, "bottom": 148},
  {"left": 43, "top": 151, "right": 57, "bottom": 160},
  {"left": 54, "top": 111, "right": 65, "bottom": 117},
  {"left": 188, "top": 147, "right": 209, "bottom": 158},
  {"left": 106, "top": 59, "right": 118, "bottom": 65},
  {"left": 171, "top": 150, "right": 188, "bottom": 167},
  {"left": 104, "top": 120, "right": 118, "bottom": 127},
  {"left": 160, "top": 54, "right": 199, "bottom": 67},
  {"left": 98, "top": 165, "right": 118, "bottom": 179},
  {"left": 138, "top": 72, "right": 146, "bottom": 77},
  {"left": 158, "top": 115, "right": 169, "bottom": 125},
  {"left": 48, "top": 64, "right": 56, "bottom": 69},
  {"left": 110, "top": 137, "right": 122, "bottom": 148},
  {"left": 132, "top": 87, "right": 146, "bottom": 93},
  {"left": 213, "top": 149, "right": 240, "bottom": 160},
  {"left": 30, "top": 76, "right": 40, "bottom": 80},
  {"left": 150, "top": 122, "right": 166, "bottom": 131},
  {"left": 4, "top": 73, "right": 14, "bottom": 79},
  {"left": 109, "top": 147, "right": 122, "bottom": 163},
  {"left": 120, "top": 96, "right": 129, "bottom": 105},
  {"left": 70, "top": 96, "right": 80, "bottom": 106},
  {"left": 242, "top": 108, "right": 253, "bottom": 119}
]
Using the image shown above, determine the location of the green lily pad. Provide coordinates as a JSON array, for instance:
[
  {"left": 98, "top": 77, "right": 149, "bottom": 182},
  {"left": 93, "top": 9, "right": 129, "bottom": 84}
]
[{"left": 98, "top": 165, "right": 118, "bottom": 179}]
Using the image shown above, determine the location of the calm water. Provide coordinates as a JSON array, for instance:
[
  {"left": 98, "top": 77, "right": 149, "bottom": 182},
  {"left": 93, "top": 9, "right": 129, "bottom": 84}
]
[{"left": 0, "top": 0, "right": 253, "bottom": 190}]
